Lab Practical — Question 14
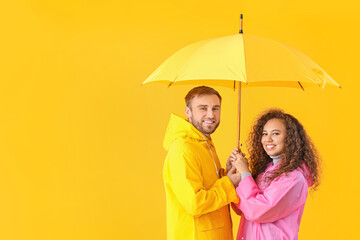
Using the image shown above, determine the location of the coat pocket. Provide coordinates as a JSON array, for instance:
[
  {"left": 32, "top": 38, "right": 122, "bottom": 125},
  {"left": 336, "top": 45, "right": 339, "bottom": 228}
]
[{"left": 195, "top": 210, "right": 225, "bottom": 231}]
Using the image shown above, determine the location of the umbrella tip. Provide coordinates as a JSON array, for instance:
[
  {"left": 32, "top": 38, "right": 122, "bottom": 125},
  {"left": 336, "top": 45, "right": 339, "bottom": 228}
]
[{"left": 239, "top": 14, "right": 244, "bottom": 34}]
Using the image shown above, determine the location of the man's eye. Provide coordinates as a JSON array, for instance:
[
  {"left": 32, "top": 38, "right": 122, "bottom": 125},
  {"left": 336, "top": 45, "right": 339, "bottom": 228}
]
[
  {"left": 213, "top": 107, "right": 220, "bottom": 111},
  {"left": 200, "top": 107, "right": 206, "bottom": 110}
]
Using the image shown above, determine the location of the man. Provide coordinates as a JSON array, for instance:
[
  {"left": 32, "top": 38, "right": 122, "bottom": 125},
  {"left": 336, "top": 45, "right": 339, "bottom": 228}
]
[{"left": 163, "top": 86, "right": 241, "bottom": 240}]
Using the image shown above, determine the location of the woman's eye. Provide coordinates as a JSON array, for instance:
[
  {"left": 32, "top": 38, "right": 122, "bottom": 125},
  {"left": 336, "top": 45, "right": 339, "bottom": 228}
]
[{"left": 262, "top": 133, "right": 267, "bottom": 136}]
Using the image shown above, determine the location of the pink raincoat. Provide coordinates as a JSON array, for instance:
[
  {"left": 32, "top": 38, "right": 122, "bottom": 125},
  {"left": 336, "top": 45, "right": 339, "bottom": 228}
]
[{"left": 232, "top": 162, "right": 311, "bottom": 240}]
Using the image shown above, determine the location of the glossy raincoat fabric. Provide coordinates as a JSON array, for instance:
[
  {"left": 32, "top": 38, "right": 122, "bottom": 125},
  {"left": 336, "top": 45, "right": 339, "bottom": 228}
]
[
  {"left": 232, "top": 162, "right": 311, "bottom": 240},
  {"left": 163, "top": 114, "right": 238, "bottom": 240}
]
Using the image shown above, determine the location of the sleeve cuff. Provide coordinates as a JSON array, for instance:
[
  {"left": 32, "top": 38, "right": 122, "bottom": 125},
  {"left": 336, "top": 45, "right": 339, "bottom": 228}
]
[
  {"left": 222, "top": 176, "right": 240, "bottom": 204},
  {"left": 241, "top": 172, "right": 251, "bottom": 180}
]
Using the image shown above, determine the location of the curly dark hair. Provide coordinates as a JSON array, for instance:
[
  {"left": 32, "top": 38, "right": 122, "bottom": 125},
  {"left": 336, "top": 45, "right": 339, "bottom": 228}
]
[{"left": 247, "top": 109, "right": 320, "bottom": 190}]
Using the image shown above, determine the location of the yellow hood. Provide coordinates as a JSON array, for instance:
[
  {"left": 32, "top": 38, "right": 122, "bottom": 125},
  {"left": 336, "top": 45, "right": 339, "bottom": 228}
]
[{"left": 163, "top": 114, "right": 208, "bottom": 151}]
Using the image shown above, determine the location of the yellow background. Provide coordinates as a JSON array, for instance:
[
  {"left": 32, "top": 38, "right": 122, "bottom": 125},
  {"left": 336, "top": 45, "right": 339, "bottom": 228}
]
[{"left": 0, "top": 0, "right": 359, "bottom": 239}]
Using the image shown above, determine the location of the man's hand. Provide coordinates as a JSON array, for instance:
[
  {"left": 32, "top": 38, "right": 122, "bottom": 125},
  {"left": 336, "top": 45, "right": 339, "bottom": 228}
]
[
  {"left": 226, "top": 153, "right": 233, "bottom": 173},
  {"left": 227, "top": 166, "right": 241, "bottom": 188}
]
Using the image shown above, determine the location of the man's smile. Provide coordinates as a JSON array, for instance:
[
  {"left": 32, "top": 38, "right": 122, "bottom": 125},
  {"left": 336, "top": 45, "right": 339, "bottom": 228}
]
[{"left": 203, "top": 120, "right": 216, "bottom": 125}]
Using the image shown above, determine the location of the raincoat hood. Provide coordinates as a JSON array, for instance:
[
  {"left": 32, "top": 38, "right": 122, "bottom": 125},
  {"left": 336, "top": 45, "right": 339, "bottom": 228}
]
[{"left": 163, "top": 114, "right": 209, "bottom": 151}]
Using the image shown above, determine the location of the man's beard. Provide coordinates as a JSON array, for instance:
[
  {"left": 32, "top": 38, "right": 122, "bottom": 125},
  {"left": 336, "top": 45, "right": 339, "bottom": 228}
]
[{"left": 192, "top": 119, "right": 220, "bottom": 136}]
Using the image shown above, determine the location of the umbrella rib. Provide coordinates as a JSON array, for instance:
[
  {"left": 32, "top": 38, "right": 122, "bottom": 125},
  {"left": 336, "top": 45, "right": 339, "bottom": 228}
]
[{"left": 298, "top": 81, "right": 305, "bottom": 91}]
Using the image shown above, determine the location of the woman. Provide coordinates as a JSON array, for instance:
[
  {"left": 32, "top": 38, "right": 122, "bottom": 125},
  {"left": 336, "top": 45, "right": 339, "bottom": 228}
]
[{"left": 229, "top": 109, "right": 320, "bottom": 240}]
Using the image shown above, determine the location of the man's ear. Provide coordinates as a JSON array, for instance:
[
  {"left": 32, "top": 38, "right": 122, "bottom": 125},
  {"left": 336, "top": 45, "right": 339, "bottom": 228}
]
[{"left": 185, "top": 106, "right": 192, "bottom": 119}]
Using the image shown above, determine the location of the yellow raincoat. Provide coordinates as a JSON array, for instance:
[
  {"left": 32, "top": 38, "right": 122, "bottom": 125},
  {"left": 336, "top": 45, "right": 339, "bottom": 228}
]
[{"left": 163, "top": 114, "right": 238, "bottom": 240}]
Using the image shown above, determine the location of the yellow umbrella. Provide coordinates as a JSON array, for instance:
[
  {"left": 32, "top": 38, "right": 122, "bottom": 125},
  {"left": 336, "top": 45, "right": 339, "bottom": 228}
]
[{"left": 143, "top": 15, "right": 341, "bottom": 148}]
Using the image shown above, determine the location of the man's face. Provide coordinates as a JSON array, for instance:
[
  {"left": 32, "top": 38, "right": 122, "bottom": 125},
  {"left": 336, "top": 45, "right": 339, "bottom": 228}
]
[{"left": 185, "top": 94, "right": 221, "bottom": 137}]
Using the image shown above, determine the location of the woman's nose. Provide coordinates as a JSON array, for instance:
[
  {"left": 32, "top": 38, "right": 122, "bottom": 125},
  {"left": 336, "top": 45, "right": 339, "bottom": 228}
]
[{"left": 265, "top": 135, "right": 273, "bottom": 141}]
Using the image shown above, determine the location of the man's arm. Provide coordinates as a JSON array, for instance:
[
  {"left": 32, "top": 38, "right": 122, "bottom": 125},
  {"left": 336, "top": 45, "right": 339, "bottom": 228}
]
[{"left": 164, "top": 143, "right": 239, "bottom": 218}]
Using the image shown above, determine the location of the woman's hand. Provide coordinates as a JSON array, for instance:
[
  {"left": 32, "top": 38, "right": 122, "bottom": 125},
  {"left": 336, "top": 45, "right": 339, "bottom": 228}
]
[{"left": 229, "top": 148, "right": 250, "bottom": 174}]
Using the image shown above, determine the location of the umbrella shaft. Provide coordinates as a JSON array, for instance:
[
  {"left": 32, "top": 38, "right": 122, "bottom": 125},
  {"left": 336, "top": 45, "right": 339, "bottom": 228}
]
[{"left": 237, "top": 82, "right": 242, "bottom": 150}]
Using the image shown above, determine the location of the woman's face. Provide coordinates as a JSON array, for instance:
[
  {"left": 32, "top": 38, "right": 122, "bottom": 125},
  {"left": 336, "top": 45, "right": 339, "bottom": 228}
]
[{"left": 261, "top": 118, "right": 287, "bottom": 156}]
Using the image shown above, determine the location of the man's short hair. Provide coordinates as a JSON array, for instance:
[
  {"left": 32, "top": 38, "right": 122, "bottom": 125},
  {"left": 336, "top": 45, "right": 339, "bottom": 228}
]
[{"left": 185, "top": 86, "right": 222, "bottom": 107}]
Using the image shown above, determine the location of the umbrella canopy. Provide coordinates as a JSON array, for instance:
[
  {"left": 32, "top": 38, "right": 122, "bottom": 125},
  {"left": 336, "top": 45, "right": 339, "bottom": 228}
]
[
  {"left": 143, "top": 31, "right": 341, "bottom": 148},
  {"left": 143, "top": 34, "right": 340, "bottom": 89}
]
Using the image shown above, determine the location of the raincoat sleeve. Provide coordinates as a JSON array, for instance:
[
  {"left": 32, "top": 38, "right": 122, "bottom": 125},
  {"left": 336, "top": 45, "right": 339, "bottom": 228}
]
[
  {"left": 233, "top": 172, "right": 309, "bottom": 223},
  {"left": 166, "top": 141, "right": 238, "bottom": 218}
]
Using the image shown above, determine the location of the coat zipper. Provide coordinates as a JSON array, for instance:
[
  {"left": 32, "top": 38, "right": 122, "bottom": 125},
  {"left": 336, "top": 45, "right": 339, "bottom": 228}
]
[{"left": 201, "top": 135, "right": 219, "bottom": 177}]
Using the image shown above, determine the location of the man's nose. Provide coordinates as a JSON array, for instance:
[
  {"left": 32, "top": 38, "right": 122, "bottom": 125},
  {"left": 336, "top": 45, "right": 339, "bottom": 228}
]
[{"left": 206, "top": 109, "right": 215, "bottom": 118}]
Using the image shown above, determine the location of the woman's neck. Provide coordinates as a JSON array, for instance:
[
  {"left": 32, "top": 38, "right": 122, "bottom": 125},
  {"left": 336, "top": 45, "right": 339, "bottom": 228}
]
[{"left": 269, "top": 154, "right": 283, "bottom": 165}]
